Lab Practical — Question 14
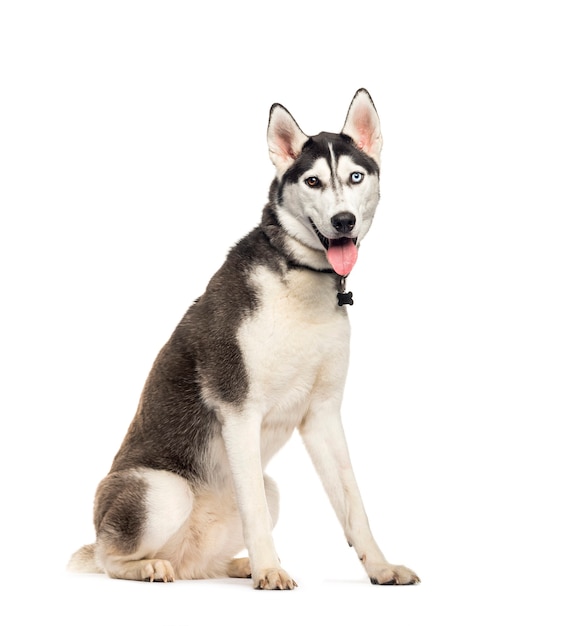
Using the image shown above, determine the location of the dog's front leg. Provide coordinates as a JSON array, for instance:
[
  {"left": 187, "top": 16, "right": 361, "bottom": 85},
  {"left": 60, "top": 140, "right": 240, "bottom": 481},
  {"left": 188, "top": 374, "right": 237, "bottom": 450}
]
[
  {"left": 221, "top": 415, "right": 297, "bottom": 590},
  {"left": 300, "top": 408, "right": 420, "bottom": 585}
]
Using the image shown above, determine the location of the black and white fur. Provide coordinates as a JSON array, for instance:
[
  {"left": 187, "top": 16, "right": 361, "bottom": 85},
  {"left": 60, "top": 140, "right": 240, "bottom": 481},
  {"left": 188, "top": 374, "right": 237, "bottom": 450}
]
[{"left": 69, "top": 89, "right": 419, "bottom": 589}]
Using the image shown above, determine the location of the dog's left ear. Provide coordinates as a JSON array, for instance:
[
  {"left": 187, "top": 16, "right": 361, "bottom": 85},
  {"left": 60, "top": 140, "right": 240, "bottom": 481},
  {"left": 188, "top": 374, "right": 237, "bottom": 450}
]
[
  {"left": 341, "top": 88, "right": 383, "bottom": 165},
  {"left": 267, "top": 103, "right": 309, "bottom": 176}
]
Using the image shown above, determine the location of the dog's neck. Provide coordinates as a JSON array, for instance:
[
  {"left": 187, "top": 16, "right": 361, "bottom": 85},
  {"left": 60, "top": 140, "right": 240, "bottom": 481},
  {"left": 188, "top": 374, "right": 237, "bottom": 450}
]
[{"left": 261, "top": 202, "right": 354, "bottom": 306}]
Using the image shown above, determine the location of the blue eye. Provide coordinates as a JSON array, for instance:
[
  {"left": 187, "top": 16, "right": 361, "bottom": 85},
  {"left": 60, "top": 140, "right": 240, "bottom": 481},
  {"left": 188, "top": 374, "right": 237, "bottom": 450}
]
[{"left": 350, "top": 172, "right": 364, "bottom": 184}]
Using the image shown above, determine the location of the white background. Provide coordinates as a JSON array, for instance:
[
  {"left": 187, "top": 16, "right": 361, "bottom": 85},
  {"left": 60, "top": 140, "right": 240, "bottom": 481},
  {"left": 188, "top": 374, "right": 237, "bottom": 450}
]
[{"left": 1, "top": 1, "right": 570, "bottom": 624}]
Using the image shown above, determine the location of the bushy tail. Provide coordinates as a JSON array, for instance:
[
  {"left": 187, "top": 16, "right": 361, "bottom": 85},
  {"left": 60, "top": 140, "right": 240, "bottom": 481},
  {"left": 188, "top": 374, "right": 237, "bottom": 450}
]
[{"left": 67, "top": 544, "right": 104, "bottom": 574}]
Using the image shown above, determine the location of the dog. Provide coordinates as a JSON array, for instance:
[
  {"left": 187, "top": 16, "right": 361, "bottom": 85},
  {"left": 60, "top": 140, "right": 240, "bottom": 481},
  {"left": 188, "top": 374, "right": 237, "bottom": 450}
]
[{"left": 68, "top": 89, "right": 419, "bottom": 589}]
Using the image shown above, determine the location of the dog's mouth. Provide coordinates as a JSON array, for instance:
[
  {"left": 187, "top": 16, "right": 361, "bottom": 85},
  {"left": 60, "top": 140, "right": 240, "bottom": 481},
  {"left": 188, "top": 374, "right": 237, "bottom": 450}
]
[{"left": 309, "top": 219, "right": 359, "bottom": 276}]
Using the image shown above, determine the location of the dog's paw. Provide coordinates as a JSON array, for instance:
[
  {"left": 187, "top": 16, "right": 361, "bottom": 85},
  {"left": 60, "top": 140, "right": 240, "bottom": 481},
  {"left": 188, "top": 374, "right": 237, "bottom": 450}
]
[
  {"left": 368, "top": 564, "right": 420, "bottom": 586},
  {"left": 227, "top": 557, "right": 252, "bottom": 579},
  {"left": 253, "top": 567, "right": 297, "bottom": 590},
  {"left": 141, "top": 559, "right": 176, "bottom": 582}
]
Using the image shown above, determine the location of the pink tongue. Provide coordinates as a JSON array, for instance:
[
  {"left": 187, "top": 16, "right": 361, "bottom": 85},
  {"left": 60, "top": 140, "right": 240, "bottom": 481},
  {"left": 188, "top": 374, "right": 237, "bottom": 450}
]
[{"left": 326, "top": 238, "right": 358, "bottom": 275}]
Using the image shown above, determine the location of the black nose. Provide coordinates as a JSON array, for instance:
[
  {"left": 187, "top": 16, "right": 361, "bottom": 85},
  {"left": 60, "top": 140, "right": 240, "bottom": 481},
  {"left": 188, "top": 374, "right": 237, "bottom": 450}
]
[{"left": 331, "top": 212, "right": 356, "bottom": 234}]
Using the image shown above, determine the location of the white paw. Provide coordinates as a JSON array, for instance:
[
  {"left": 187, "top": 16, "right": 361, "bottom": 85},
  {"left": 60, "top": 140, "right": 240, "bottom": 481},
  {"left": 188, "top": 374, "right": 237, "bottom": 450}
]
[
  {"left": 253, "top": 567, "right": 297, "bottom": 590},
  {"left": 141, "top": 559, "right": 176, "bottom": 582},
  {"left": 227, "top": 557, "right": 252, "bottom": 579},
  {"left": 368, "top": 563, "right": 420, "bottom": 585}
]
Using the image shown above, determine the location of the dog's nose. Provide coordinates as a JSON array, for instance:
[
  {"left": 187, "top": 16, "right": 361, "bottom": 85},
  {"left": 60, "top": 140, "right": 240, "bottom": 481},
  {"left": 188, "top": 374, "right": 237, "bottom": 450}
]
[{"left": 331, "top": 212, "right": 356, "bottom": 234}]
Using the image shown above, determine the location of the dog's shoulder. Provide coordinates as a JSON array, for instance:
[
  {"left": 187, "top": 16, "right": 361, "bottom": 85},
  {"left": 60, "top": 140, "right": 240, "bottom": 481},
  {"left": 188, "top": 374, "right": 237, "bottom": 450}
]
[{"left": 188, "top": 222, "right": 286, "bottom": 321}]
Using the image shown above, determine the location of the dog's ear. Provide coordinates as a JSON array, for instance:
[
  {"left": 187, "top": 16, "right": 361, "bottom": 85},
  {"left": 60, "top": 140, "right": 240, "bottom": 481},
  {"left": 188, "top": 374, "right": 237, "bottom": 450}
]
[
  {"left": 267, "top": 104, "right": 309, "bottom": 175},
  {"left": 341, "top": 88, "right": 383, "bottom": 165}
]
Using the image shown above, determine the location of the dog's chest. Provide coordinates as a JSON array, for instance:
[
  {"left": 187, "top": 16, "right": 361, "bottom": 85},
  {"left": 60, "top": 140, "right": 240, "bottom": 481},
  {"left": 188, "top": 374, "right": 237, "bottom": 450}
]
[{"left": 237, "top": 267, "right": 349, "bottom": 425}]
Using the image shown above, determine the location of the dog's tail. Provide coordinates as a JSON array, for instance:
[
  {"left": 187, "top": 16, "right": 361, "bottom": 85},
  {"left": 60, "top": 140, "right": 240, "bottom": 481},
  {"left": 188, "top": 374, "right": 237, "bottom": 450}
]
[{"left": 67, "top": 544, "right": 104, "bottom": 574}]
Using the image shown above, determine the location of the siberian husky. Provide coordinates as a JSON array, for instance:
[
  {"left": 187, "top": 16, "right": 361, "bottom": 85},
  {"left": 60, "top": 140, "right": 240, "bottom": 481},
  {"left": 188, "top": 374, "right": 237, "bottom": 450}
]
[{"left": 69, "top": 89, "right": 419, "bottom": 589}]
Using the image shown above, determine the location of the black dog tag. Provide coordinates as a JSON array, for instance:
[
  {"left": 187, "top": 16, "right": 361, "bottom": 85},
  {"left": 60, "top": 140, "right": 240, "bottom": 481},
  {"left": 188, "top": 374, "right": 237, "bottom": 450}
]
[{"left": 337, "top": 290, "right": 354, "bottom": 306}]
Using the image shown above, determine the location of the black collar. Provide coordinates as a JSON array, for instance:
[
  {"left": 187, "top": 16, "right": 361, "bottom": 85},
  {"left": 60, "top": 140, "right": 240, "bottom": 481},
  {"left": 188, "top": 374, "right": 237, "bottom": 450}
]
[
  {"left": 286, "top": 259, "right": 354, "bottom": 306},
  {"left": 260, "top": 227, "right": 354, "bottom": 306},
  {"left": 285, "top": 259, "right": 334, "bottom": 274}
]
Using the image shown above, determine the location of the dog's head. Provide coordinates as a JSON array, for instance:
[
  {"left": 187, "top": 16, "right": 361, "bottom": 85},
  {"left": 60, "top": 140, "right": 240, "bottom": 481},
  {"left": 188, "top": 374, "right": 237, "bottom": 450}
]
[{"left": 267, "top": 89, "right": 382, "bottom": 276}]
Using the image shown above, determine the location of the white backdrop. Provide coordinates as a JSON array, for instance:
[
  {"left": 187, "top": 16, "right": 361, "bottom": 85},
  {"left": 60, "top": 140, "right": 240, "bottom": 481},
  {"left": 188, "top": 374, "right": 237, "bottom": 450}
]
[{"left": 1, "top": 1, "right": 570, "bottom": 624}]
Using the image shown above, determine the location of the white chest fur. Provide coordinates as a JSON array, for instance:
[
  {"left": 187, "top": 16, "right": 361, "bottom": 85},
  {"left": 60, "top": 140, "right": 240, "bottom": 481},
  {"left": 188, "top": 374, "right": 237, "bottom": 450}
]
[{"left": 237, "top": 266, "right": 350, "bottom": 464}]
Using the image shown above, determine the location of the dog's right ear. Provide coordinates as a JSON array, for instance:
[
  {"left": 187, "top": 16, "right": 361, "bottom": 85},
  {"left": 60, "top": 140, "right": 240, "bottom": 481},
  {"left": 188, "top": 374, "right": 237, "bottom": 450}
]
[{"left": 267, "top": 104, "right": 308, "bottom": 176}]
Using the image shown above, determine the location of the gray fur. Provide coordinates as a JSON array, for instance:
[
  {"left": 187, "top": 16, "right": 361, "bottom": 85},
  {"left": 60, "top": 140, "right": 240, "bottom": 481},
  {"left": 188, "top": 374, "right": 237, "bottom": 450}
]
[
  {"left": 108, "top": 202, "right": 302, "bottom": 485},
  {"left": 94, "top": 470, "right": 147, "bottom": 554}
]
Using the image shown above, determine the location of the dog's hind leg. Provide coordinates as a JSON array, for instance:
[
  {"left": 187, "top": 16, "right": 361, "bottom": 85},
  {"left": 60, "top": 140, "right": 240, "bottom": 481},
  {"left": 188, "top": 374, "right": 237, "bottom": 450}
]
[
  {"left": 227, "top": 557, "right": 251, "bottom": 578},
  {"left": 93, "top": 468, "right": 194, "bottom": 582}
]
